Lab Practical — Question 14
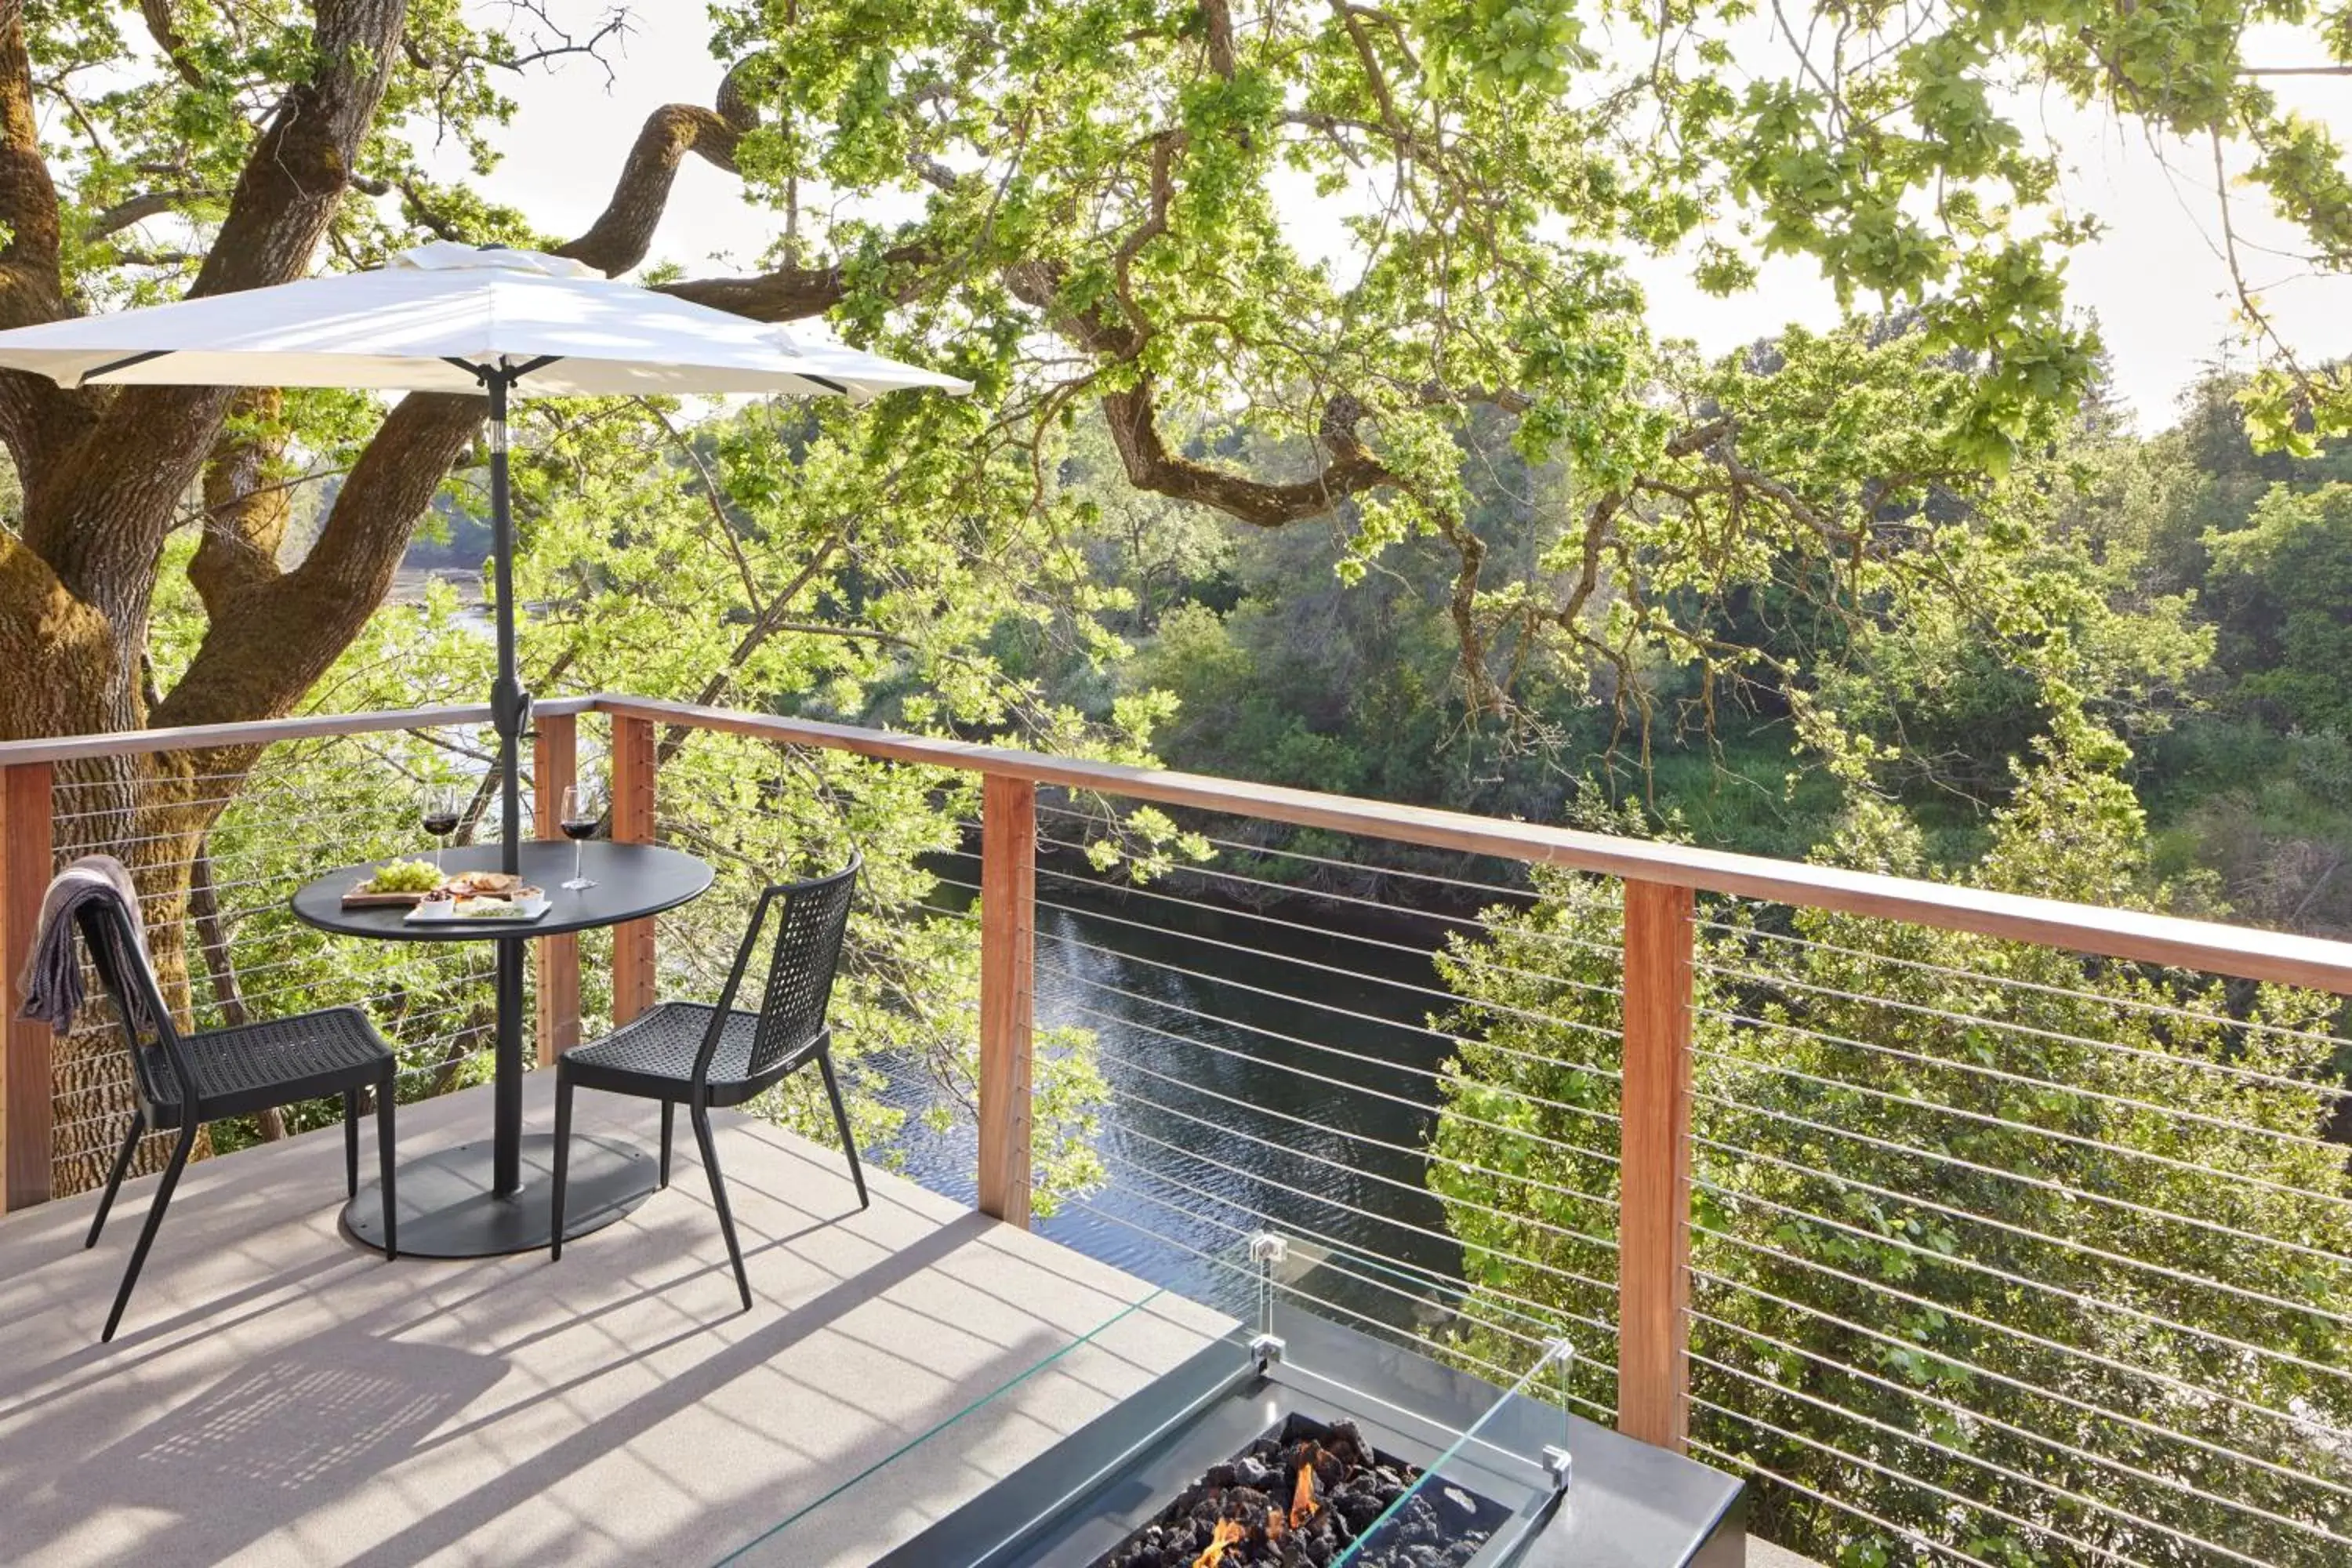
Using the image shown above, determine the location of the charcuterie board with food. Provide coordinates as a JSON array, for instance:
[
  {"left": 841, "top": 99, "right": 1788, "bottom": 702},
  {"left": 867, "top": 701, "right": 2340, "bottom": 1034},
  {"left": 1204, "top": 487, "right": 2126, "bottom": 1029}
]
[{"left": 340, "top": 862, "right": 549, "bottom": 921}]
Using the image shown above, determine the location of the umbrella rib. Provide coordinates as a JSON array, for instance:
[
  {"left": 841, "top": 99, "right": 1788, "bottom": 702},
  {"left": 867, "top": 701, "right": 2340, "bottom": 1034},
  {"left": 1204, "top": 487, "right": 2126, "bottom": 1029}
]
[{"left": 82, "top": 348, "right": 174, "bottom": 383}]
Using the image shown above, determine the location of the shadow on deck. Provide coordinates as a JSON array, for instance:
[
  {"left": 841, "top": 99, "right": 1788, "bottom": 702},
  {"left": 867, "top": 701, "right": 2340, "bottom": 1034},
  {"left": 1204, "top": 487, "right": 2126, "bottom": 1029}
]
[{"left": 0, "top": 1078, "right": 1229, "bottom": 1566}]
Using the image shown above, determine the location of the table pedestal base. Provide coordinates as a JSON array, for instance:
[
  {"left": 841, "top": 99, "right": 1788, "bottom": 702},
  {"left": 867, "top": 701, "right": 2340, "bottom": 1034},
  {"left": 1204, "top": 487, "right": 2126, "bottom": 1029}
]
[{"left": 342, "top": 1134, "right": 658, "bottom": 1258}]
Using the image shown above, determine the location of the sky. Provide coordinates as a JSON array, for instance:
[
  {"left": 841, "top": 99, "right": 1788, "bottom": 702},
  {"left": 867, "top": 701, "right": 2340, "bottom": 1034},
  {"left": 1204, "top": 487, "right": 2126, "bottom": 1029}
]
[{"left": 448, "top": 8, "right": 2348, "bottom": 430}]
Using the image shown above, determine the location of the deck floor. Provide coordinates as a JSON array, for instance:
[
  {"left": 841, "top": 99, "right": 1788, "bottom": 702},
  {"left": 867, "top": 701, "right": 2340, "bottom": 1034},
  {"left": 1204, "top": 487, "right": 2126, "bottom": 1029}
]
[{"left": 0, "top": 1078, "right": 1230, "bottom": 1566}]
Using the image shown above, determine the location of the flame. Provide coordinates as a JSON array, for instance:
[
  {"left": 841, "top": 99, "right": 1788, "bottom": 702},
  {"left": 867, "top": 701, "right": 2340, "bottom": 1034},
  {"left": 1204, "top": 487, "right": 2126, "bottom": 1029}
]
[
  {"left": 1289, "top": 1454, "right": 1319, "bottom": 1530},
  {"left": 1267, "top": 1504, "right": 1283, "bottom": 1541},
  {"left": 1192, "top": 1519, "right": 1246, "bottom": 1568}
]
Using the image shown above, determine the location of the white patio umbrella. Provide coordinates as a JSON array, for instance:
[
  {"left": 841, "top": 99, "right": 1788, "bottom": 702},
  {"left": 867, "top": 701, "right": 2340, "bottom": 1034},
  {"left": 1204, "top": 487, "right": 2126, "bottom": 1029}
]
[
  {"left": 0, "top": 241, "right": 971, "bottom": 866},
  {"left": 0, "top": 242, "right": 968, "bottom": 1247}
]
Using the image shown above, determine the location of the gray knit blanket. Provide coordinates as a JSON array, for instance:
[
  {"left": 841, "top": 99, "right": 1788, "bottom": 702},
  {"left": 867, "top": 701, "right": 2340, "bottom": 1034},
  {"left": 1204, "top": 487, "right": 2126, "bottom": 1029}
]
[{"left": 15, "top": 855, "right": 155, "bottom": 1034}]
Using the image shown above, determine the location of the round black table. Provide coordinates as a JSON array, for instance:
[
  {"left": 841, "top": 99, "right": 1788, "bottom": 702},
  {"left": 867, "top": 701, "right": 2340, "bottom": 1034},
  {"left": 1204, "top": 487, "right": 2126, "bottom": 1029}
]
[{"left": 292, "top": 840, "right": 713, "bottom": 1258}]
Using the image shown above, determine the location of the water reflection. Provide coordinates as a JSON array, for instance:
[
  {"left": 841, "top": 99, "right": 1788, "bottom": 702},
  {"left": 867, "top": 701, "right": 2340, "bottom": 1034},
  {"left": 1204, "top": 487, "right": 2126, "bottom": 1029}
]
[{"left": 880, "top": 866, "right": 1462, "bottom": 1333}]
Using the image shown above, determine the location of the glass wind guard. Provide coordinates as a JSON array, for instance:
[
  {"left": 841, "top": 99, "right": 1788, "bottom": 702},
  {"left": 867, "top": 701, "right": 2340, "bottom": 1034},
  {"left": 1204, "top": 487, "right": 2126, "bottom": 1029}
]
[
  {"left": 705, "top": 1256, "right": 1241, "bottom": 1568},
  {"left": 1323, "top": 1338, "right": 1572, "bottom": 1568}
]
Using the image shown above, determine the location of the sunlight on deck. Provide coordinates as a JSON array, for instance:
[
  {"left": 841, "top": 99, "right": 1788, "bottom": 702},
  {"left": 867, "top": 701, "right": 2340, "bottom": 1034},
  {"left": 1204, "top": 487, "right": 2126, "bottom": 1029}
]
[{"left": 0, "top": 1080, "right": 1231, "bottom": 1566}]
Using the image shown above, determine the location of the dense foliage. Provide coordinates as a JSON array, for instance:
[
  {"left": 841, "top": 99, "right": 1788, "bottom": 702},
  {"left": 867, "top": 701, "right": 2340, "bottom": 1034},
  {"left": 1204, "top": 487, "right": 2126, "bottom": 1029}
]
[{"left": 1432, "top": 726, "right": 2352, "bottom": 1564}]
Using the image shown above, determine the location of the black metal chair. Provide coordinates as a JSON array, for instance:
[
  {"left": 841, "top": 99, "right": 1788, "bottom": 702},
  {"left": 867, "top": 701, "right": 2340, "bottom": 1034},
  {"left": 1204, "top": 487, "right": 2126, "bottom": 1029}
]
[
  {"left": 76, "top": 890, "right": 398, "bottom": 1342},
  {"left": 551, "top": 857, "right": 863, "bottom": 1311}
]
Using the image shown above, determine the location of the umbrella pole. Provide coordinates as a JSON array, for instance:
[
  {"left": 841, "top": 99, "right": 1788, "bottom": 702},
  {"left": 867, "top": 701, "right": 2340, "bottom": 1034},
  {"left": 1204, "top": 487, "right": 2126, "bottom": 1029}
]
[
  {"left": 488, "top": 370, "right": 528, "bottom": 873},
  {"left": 488, "top": 368, "right": 528, "bottom": 1201}
]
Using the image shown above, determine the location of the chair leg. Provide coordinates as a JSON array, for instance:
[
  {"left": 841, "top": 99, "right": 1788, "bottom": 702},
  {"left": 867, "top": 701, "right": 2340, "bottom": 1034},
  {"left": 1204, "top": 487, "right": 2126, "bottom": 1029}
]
[
  {"left": 102, "top": 1120, "right": 198, "bottom": 1344},
  {"left": 659, "top": 1100, "right": 673, "bottom": 1189},
  {"left": 690, "top": 1104, "right": 751, "bottom": 1312},
  {"left": 816, "top": 1048, "right": 869, "bottom": 1211},
  {"left": 343, "top": 1091, "right": 361, "bottom": 1199},
  {"left": 376, "top": 1069, "right": 397, "bottom": 1261},
  {"left": 550, "top": 1073, "right": 573, "bottom": 1261},
  {"left": 85, "top": 1116, "right": 143, "bottom": 1250}
]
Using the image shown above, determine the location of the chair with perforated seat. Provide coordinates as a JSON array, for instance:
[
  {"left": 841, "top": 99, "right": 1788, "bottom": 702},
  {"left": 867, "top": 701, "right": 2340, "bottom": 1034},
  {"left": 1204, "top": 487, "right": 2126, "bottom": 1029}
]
[
  {"left": 550, "top": 857, "right": 863, "bottom": 1310},
  {"left": 74, "top": 889, "right": 397, "bottom": 1342}
]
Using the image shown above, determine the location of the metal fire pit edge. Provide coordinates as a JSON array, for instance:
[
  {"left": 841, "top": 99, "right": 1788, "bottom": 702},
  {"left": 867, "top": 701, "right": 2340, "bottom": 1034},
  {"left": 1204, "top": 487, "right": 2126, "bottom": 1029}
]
[{"left": 869, "top": 1310, "right": 1744, "bottom": 1568}]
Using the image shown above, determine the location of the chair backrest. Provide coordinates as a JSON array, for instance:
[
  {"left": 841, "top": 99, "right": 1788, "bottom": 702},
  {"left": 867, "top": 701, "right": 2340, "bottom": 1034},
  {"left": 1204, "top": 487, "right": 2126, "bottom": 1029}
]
[
  {"left": 699, "top": 855, "right": 860, "bottom": 1083},
  {"left": 72, "top": 888, "right": 191, "bottom": 1116}
]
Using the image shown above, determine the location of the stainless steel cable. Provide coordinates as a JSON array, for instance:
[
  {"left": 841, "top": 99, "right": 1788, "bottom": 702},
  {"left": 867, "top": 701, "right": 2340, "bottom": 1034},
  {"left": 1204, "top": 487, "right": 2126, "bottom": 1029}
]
[
  {"left": 1683, "top": 1436, "right": 1998, "bottom": 1568},
  {"left": 1033, "top": 802, "right": 1547, "bottom": 909},
  {"left": 1689, "top": 1219, "right": 2352, "bottom": 1446},
  {"left": 1011, "top": 877, "right": 1631, "bottom": 1045},
  {"left": 1691, "top": 1348, "right": 2274, "bottom": 1568},
  {"left": 1037, "top": 956, "right": 1625, "bottom": 1148},
  {"left": 1690, "top": 1267, "right": 2352, "bottom": 1507},
  {"left": 1693, "top": 967, "right": 2352, "bottom": 1149},
  {"left": 1698, "top": 913, "right": 2352, "bottom": 1061},
  {"left": 1690, "top": 1393, "right": 2159, "bottom": 1568},
  {"left": 1099, "top": 1095, "right": 1621, "bottom": 1297},
  {"left": 1100, "top": 1169, "right": 1605, "bottom": 1355},
  {"left": 1693, "top": 1171, "right": 2352, "bottom": 1390},
  {"left": 974, "top": 891, "right": 1628, "bottom": 1071},
  {"left": 1102, "top": 1113, "right": 1618, "bottom": 1319},
  {"left": 1094, "top": 1053, "right": 1623, "bottom": 1250},
  {"left": 1030, "top": 841, "right": 1628, "bottom": 1006},
  {"left": 1063, "top": 989, "right": 1624, "bottom": 1174},
  {"left": 1095, "top": 1151, "right": 1618, "bottom": 1349},
  {"left": 1059, "top": 1193, "right": 1618, "bottom": 1423},
  {"left": 1687, "top": 1304, "right": 2352, "bottom": 1555},
  {"left": 1691, "top": 1024, "right": 2352, "bottom": 1220},
  {"left": 1690, "top": 1077, "right": 2352, "bottom": 1270},
  {"left": 1686, "top": 1124, "right": 2352, "bottom": 1332}
]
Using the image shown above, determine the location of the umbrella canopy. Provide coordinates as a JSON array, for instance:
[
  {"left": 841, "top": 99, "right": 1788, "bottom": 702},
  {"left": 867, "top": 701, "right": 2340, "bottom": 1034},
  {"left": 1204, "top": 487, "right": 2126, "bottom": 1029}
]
[
  {"left": 0, "top": 240, "right": 969, "bottom": 1225},
  {"left": 0, "top": 241, "right": 971, "bottom": 399},
  {"left": 0, "top": 239, "right": 969, "bottom": 889}
]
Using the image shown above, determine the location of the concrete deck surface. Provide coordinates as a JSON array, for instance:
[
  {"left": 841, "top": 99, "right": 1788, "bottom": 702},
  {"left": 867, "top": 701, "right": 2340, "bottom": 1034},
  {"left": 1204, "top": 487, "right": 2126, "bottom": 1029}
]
[{"left": 0, "top": 1078, "right": 1231, "bottom": 1567}]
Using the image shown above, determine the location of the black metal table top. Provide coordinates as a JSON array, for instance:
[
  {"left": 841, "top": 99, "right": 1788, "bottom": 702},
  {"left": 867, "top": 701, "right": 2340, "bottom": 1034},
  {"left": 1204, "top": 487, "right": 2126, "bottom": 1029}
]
[{"left": 290, "top": 840, "right": 713, "bottom": 942}]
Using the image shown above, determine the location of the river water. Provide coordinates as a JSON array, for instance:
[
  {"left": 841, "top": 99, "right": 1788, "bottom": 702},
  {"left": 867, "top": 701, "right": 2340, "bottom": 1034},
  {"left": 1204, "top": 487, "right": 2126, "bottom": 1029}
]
[{"left": 880, "top": 867, "right": 1466, "bottom": 1330}]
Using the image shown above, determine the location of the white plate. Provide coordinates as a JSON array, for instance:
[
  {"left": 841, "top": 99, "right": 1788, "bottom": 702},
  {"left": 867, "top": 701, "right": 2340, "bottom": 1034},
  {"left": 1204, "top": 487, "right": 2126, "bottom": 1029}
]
[{"left": 405, "top": 893, "right": 550, "bottom": 924}]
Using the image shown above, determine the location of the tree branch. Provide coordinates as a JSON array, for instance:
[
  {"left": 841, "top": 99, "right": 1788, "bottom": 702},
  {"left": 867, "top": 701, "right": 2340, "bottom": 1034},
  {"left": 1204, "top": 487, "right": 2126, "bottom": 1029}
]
[
  {"left": 82, "top": 188, "right": 214, "bottom": 242},
  {"left": 187, "top": 391, "right": 294, "bottom": 615},
  {"left": 190, "top": 0, "right": 406, "bottom": 300},
  {"left": 154, "top": 393, "right": 485, "bottom": 729},
  {"left": 27, "top": 0, "right": 409, "bottom": 641},
  {"left": 139, "top": 1, "right": 208, "bottom": 89},
  {"left": 658, "top": 239, "right": 941, "bottom": 320},
  {"left": 554, "top": 57, "right": 757, "bottom": 275}
]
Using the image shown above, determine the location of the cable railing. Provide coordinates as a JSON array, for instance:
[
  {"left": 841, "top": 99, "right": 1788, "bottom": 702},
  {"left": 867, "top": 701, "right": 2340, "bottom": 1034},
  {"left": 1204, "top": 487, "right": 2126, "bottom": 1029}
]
[{"left": 2, "top": 692, "right": 2351, "bottom": 1568}]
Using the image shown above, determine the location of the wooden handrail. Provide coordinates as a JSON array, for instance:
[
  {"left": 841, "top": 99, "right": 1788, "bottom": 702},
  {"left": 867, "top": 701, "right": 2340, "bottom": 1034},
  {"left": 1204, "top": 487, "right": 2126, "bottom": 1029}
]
[
  {"left": 7, "top": 691, "right": 2343, "bottom": 993},
  {"left": 0, "top": 695, "right": 600, "bottom": 767},
  {"left": 590, "top": 696, "right": 2352, "bottom": 996}
]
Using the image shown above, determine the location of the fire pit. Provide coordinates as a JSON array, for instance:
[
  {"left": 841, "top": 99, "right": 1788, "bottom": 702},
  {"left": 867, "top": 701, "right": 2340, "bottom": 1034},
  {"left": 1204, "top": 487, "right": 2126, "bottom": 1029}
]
[
  {"left": 867, "top": 1234, "right": 1744, "bottom": 1568},
  {"left": 1091, "top": 1414, "right": 1512, "bottom": 1568}
]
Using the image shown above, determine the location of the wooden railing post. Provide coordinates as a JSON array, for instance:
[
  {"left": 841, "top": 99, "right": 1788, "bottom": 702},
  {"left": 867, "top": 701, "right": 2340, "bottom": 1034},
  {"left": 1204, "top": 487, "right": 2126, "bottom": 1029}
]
[
  {"left": 977, "top": 773, "right": 1036, "bottom": 1228},
  {"left": 610, "top": 715, "right": 658, "bottom": 1025},
  {"left": 2, "top": 761, "right": 53, "bottom": 1210},
  {"left": 532, "top": 713, "right": 582, "bottom": 1065},
  {"left": 1619, "top": 877, "right": 1694, "bottom": 1450}
]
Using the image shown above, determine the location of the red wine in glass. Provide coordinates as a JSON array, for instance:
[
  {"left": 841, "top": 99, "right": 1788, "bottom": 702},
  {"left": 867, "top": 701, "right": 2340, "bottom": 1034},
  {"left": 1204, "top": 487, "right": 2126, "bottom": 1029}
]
[
  {"left": 560, "top": 783, "right": 602, "bottom": 890},
  {"left": 420, "top": 786, "right": 460, "bottom": 878}
]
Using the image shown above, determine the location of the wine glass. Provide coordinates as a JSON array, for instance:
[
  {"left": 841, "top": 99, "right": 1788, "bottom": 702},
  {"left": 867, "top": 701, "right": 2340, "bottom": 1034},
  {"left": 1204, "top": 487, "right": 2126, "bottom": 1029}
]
[
  {"left": 559, "top": 781, "right": 604, "bottom": 891},
  {"left": 419, "top": 784, "right": 460, "bottom": 879}
]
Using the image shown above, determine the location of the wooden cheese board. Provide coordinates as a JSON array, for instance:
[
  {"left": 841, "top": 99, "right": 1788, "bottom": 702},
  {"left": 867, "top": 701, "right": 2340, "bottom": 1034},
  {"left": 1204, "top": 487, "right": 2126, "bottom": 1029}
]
[{"left": 340, "top": 869, "right": 533, "bottom": 910}]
